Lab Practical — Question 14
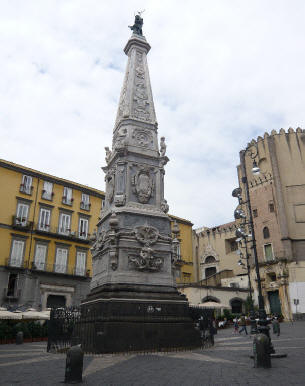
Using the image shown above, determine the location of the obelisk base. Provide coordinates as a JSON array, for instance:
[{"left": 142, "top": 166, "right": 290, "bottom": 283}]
[{"left": 79, "top": 286, "right": 202, "bottom": 353}]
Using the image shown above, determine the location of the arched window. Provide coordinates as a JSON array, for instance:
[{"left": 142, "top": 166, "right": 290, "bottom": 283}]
[
  {"left": 205, "top": 255, "right": 216, "bottom": 264},
  {"left": 263, "top": 226, "right": 270, "bottom": 239},
  {"left": 202, "top": 296, "right": 220, "bottom": 303}
]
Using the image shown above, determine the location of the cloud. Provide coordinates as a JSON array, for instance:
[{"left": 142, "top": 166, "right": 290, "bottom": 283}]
[{"left": 1, "top": 0, "right": 305, "bottom": 228}]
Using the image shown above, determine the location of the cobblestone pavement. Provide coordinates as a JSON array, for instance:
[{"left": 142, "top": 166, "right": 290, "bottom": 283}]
[{"left": 1, "top": 321, "right": 304, "bottom": 385}]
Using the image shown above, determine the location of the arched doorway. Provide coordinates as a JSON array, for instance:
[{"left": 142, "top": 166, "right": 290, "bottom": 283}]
[{"left": 230, "top": 298, "right": 243, "bottom": 314}]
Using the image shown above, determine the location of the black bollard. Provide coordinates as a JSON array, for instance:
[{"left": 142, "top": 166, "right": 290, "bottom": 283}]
[
  {"left": 16, "top": 331, "right": 24, "bottom": 345},
  {"left": 65, "top": 344, "right": 84, "bottom": 384},
  {"left": 253, "top": 333, "right": 271, "bottom": 368}
]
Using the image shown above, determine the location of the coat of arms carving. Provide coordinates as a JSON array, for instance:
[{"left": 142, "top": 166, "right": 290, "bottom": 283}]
[{"left": 132, "top": 168, "right": 154, "bottom": 204}]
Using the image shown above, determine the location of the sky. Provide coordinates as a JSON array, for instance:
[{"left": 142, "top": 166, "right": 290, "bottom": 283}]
[{"left": 1, "top": 1, "right": 305, "bottom": 228}]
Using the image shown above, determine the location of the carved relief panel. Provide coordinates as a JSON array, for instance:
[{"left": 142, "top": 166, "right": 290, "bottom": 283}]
[
  {"left": 131, "top": 127, "right": 153, "bottom": 148},
  {"left": 132, "top": 51, "right": 151, "bottom": 122},
  {"left": 132, "top": 166, "right": 154, "bottom": 204}
]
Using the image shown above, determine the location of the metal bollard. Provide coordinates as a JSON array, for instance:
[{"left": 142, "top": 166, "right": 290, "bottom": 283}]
[
  {"left": 65, "top": 344, "right": 84, "bottom": 384},
  {"left": 16, "top": 331, "right": 24, "bottom": 345},
  {"left": 253, "top": 333, "right": 271, "bottom": 368}
]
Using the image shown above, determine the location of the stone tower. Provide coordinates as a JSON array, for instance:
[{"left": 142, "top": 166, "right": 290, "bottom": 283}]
[{"left": 81, "top": 15, "right": 201, "bottom": 353}]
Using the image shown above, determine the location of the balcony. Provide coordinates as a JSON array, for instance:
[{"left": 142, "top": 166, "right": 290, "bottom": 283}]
[
  {"left": 12, "top": 216, "right": 32, "bottom": 231},
  {"left": 80, "top": 202, "right": 91, "bottom": 211},
  {"left": 20, "top": 184, "right": 33, "bottom": 195},
  {"left": 62, "top": 196, "right": 73, "bottom": 206},
  {"left": 5, "top": 258, "right": 28, "bottom": 269},
  {"left": 31, "top": 262, "right": 90, "bottom": 277},
  {"left": 34, "top": 223, "right": 90, "bottom": 244},
  {"left": 3, "top": 287, "right": 21, "bottom": 300},
  {"left": 41, "top": 190, "right": 54, "bottom": 201}
]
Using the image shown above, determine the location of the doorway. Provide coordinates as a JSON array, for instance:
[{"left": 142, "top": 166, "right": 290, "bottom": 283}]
[
  {"left": 46, "top": 295, "right": 66, "bottom": 309},
  {"left": 268, "top": 290, "right": 281, "bottom": 315}
]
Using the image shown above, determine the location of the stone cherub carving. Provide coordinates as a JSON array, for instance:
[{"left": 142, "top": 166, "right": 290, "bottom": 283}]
[
  {"left": 105, "top": 147, "right": 112, "bottom": 164},
  {"left": 129, "top": 12, "right": 144, "bottom": 36},
  {"left": 160, "top": 137, "right": 166, "bottom": 157}
]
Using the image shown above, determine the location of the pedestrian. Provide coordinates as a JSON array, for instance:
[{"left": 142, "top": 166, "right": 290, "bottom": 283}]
[
  {"left": 272, "top": 316, "right": 280, "bottom": 336},
  {"left": 233, "top": 318, "right": 239, "bottom": 334},
  {"left": 239, "top": 314, "right": 248, "bottom": 335}
]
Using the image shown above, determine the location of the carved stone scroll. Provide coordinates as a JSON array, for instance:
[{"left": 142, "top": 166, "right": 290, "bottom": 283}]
[{"left": 132, "top": 167, "right": 154, "bottom": 204}]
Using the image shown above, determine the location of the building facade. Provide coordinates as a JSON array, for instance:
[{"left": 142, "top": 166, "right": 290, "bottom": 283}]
[
  {"left": 238, "top": 127, "right": 305, "bottom": 320},
  {"left": 170, "top": 215, "right": 195, "bottom": 284},
  {"left": 193, "top": 222, "right": 245, "bottom": 283},
  {"left": 0, "top": 159, "right": 104, "bottom": 310}
]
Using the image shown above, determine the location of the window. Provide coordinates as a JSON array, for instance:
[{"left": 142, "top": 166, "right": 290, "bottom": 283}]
[
  {"left": 75, "top": 251, "right": 87, "bottom": 276},
  {"left": 54, "top": 248, "right": 68, "bottom": 273},
  {"left": 34, "top": 244, "right": 47, "bottom": 270},
  {"left": 205, "top": 256, "right": 216, "bottom": 264},
  {"left": 10, "top": 239, "right": 25, "bottom": 267},
  {"left": 230, "top": 282, "right": 239, "bottom": 288},
  {"left": 80, "top": 193, "right": 90, "bottom": 210},
  {"left": 62, "top": 187, "right": 73, "bottom": 205},
  {"left": 42, "top": 181, "right": 53, "bottom": 200},
  {"left": 16, "top": 202, "right": 29, "bottom": 226},
  {"left": 269, "top": 202, "right": 275, "bottom": 213},
  {"left": 6, "top": 274, "right": 18, "bottom": 297},
  {"left": 230, "top": 240, "right": 238, "bottom": 252},
  {"left": 253, "top": 209, "right": 258, "bottom": 218},
  {"left": 263, "top": 226, "right": 270, "bottom": 239},
  {"left": 264, "top": 243, "right": 273, "bottom": 262},
  {"left": 268, "top": 273, "right": 276, "bottom": 282},
  {"left": 78, "top": 218, "right": 88, "bottom": 239},
  {"left": 182, "top": 272, "right": 191, "bottom": 282},
  {"left": 38, "top": 208, "right": 51, "bottom": 231},
  {"left": 58, "top": 213, "right": 71, "bottom": 235},
  {"left": 20, "top": 175, "right": 33, "bottom": 194}
]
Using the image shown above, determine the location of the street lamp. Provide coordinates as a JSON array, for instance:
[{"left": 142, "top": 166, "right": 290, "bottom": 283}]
[{"left": 232, "top": 144, "right": 274, "bottom": 350}]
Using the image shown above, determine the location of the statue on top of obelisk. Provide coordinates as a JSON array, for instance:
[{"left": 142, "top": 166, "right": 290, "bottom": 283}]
[{"left": 128, "top": 11, "right": 144, "bottom": 35}]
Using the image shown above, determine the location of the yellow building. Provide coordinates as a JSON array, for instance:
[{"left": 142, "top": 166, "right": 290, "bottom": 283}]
[
  {"left": 169, "top": 215, "right": 195, "bottom": 284},
  {"left": 0, "top": 159, "right": 196, "bottom": 309},
  {"left": 0, "top": 159, "right": 104, "bottom": 310}
]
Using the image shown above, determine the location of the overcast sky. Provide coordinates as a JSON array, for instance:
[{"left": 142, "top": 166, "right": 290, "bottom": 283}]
[{"left": 1, "top": 1, "right": 305, "bottom": 228}]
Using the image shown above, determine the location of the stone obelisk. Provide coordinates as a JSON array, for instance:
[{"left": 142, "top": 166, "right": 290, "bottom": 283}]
[{"left": 81, "top": 15, "right": 201, "bottom": 353}]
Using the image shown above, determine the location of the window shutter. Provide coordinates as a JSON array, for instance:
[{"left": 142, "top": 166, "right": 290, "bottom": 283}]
[{"left": 11, "top": 240, "right": 24, "bottom": 267}]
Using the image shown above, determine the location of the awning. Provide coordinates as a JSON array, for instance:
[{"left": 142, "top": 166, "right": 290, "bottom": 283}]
[{"left": 190, "top": 302, "right": 231, "bottom": 309}]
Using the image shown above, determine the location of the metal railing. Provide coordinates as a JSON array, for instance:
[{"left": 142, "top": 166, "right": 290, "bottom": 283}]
[
  {"left": 47, "top": 305, "right": 215, "bottom": 354},
  {"left": 35, "top": 223, "right": 90, "bottom": 242},
  {"left": 62, "top": 197, "right": 73, "bottom": 205},
  {"left": 3, "top": 259, "right": 89, "bottom": 277},
  {"left": 12, "top": 216, "right": 32, "bottom": 231},
  {"left": 80, "top": 202, "right": 91, "bottom": 211},
  {"left": 20, "top": 184, "right": 33, "bottom": 195}
]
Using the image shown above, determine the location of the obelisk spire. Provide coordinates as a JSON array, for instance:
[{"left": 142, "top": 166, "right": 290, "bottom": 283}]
[{"left": 115, "top": 14, "right": 157, "bottom": 128}]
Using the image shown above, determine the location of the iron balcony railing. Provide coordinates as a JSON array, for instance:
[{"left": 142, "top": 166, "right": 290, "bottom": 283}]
[
  {"left": 62, "top": 196, "right": 73, "bottom": 205},
  {"left": 12, "top": 216, "right": 33, "bottom": 231},
  {"left": 31, "top": 262, "right": 89, "bottom": 277},
  {"left": 41, "top": 190, "right": 54, "bottom": 200},
  {"left": 35, "top": 223, "right": 90, "bottom": 242},
  {"left": 5, "top": 258, "right": 28, "bottom": 269},
  {"left": 80, "top": 202, "right": 91, "bottom": 211},
  {"left": 19, "top": 184, "right": 33, "bottom": 195}
]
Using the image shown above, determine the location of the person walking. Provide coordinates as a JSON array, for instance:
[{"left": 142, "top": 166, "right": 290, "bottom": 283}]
[
  {"left": 233, "top": 318, "right": 239, "bottom": 334},
  {"left": 239, "top": 314, "right": 248, "bottom": 335},
  {"left": 272, "top": 316, "right": 280, "bottom": 336}
]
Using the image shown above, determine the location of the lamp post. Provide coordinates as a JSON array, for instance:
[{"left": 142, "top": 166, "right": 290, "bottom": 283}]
[
  {"left": 236, "top": 239, "right": 257, "bottom": 334},
  {"left": 232, "top": 145, "right": 274, "bottom": 353}
]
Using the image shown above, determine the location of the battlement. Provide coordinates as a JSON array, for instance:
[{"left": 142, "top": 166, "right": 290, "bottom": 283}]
[{"left": 246, "top": 127, "right": 304, "bottom": 148}]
